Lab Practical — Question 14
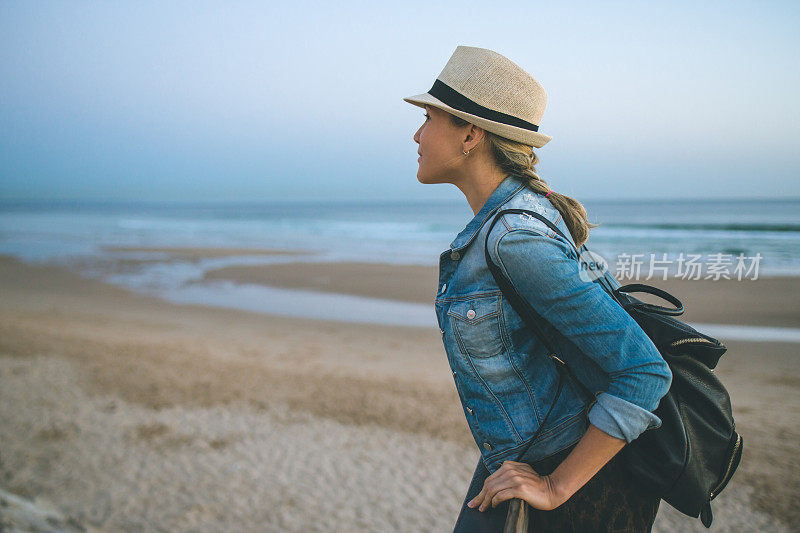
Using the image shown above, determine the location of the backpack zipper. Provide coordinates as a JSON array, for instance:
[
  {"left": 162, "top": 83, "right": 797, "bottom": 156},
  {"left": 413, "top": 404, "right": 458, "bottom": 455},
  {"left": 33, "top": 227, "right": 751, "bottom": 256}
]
[
  {"left": 709, "top": 433, "right": 742, "bottom": 500},
  {"left": 669, "top": 336, "right": 718, "bottom": 348}
]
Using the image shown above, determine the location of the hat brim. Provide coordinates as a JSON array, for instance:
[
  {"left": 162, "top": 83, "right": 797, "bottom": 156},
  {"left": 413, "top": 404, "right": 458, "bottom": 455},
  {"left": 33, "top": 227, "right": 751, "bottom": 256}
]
[{"left": 403, "top": 92, "right": 552, "bottom": 148}]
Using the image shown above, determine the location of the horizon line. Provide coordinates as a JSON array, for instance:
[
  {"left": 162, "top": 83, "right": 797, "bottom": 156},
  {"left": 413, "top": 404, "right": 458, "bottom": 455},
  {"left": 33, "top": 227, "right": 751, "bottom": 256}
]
[{"left": 1, "top": 195, "right": 800, "bottom": 205}]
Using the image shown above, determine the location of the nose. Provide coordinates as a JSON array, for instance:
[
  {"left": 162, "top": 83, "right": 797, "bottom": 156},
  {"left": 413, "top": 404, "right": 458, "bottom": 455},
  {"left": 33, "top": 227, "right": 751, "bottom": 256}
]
[{"left": 413, "top": 126, "right": 421, "bottom": 144}]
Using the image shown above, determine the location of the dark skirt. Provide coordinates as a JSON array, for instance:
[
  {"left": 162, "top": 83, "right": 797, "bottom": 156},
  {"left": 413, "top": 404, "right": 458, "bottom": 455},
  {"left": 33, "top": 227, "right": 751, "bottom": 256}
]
[{"left": 452, "top": 444, "right": 660, "bottom": 532}]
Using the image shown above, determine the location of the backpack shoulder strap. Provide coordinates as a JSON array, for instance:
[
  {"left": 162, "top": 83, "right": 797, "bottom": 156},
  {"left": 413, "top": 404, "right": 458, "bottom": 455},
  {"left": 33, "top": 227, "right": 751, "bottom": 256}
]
[
  {"left": 484, "top": 208, "right": 597, "bottom": 407},
  {"left": 487, "top": 208, "right": 621, "bottom": 300}
]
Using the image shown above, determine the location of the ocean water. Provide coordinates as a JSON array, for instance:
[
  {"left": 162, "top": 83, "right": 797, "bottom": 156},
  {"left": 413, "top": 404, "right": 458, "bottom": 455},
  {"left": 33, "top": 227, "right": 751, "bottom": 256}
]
[
  {"left": 1, "top": 196, "right": 799, "bottom": 274},
  {"left": 1, "top": 197, "right": 799, "bottom": 338}
]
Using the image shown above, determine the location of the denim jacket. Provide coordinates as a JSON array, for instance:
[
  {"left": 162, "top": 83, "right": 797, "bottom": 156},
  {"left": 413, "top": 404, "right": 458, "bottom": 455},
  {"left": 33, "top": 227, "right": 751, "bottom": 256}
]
[{"left": 435, "top": 174, "right": 672, "bottom": 473}]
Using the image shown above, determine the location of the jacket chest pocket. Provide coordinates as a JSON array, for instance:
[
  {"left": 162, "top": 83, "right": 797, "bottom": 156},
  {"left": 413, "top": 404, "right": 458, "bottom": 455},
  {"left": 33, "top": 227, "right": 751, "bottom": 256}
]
[{"left": 448, "top": 294, "right": 506, "bottom": 358}]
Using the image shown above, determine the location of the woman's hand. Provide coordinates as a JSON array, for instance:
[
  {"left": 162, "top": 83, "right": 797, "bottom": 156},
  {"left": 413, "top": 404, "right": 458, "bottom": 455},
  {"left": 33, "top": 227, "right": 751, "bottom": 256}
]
[
  {"left": 467, "top": 425, "right": 627, "bottom": 514},
  {"left": 466, "top": 460, "right": 565, "bottom": 512}
]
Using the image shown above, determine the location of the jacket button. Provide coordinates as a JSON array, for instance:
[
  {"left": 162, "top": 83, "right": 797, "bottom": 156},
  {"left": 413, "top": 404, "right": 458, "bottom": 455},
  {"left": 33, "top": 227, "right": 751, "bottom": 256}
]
[
  {"left": 452, "top": 370, "right": 457, "bottom": 376},
  {"left": 466, "top": 309, "right": 476, "bottom": 319},
  {"left": 450, "top": 251, "right": 461, "bottom": 261},
  {"left": 483, "top": 442, "right": 493, "bottom": 451}
]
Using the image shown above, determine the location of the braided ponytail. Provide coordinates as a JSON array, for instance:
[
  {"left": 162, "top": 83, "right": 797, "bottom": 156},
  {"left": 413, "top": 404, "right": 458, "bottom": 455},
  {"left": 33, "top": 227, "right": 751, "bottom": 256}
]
[{"left": 450, "top": 114, "right": 599, "bottom": 248}]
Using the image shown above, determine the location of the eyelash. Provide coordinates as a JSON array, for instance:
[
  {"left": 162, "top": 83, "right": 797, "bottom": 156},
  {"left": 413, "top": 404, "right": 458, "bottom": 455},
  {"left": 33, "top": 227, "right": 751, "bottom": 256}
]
[{"left": 424, "top": 113, "right": 431, "bottom": 120}]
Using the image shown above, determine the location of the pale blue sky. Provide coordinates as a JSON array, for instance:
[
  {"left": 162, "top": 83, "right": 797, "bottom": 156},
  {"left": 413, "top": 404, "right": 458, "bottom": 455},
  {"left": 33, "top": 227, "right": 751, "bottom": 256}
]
[{"left": 1, "top": 1, "right": 798, "bottom": 202}]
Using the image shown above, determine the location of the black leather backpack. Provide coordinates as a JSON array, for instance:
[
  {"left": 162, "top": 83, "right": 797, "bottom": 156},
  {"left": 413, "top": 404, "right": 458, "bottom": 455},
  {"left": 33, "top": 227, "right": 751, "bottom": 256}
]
[{"left": 485, "top": 208, "right": 743, "bottom": 529}]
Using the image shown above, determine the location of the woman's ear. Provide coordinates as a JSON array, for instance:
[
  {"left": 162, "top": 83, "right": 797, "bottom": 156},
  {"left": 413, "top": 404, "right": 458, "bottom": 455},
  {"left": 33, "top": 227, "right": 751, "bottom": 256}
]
[{"left": 464, "top": 124, "right": 486, "bottom": 152}]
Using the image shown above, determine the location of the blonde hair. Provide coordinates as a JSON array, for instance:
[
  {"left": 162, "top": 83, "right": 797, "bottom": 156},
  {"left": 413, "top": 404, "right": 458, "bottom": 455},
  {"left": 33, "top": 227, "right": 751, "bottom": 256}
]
[{"left": 450, "top": 114, "right": 599, "bottom": 248}]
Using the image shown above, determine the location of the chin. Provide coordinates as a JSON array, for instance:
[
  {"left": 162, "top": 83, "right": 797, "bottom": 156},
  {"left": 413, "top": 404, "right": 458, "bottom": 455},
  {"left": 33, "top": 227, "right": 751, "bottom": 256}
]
[
  {"left": 416, "top": 167, "right": 440, "bottom": 184},
  {"left": 418, "top": 174, "right": 448, "bottom": 185}
]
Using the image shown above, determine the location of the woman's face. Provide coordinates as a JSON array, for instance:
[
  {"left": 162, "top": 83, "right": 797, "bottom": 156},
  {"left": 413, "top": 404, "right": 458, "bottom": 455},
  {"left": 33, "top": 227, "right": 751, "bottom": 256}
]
[{"left": 413, "top": 105, "right": 467, "bottom": 184}]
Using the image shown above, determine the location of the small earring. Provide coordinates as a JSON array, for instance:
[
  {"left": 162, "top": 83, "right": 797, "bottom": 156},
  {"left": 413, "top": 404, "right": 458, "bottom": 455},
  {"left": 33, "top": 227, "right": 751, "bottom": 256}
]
[{"left": 463, "top": 150, "right": 469, "bottom": 156}]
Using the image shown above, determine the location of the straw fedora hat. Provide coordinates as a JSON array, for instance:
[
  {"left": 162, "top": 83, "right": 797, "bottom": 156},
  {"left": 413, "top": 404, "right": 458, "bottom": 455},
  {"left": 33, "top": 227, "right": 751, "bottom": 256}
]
[{"left": 403, "top": 45, "right": 552, "bottom": 148}]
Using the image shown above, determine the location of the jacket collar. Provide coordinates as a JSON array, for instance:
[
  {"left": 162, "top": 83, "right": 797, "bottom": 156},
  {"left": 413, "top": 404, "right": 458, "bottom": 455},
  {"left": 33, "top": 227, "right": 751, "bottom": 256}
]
[{"left": 449, "top": 174, "right": 527, "bottom": 252}]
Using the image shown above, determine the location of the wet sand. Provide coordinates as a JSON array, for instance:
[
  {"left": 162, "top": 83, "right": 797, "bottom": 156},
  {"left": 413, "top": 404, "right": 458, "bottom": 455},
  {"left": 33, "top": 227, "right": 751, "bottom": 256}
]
[
  {"left": 201, "top": 261, "right": 439, "bottom": 306},
  {"left": 200, "top": 260, "right": 800, "bottom": 327},
  {"left": 101, "top": 245, "right": 314, "bottom": 259},
  {"left": 0, "top": 253, "right": 798, "bottom": 531}
]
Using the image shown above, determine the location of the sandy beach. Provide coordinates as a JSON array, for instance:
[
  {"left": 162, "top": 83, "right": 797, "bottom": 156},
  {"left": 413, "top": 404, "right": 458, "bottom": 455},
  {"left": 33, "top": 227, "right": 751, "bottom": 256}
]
[{"left": 1, "top": 251, "right": 798, "bottom": 531}]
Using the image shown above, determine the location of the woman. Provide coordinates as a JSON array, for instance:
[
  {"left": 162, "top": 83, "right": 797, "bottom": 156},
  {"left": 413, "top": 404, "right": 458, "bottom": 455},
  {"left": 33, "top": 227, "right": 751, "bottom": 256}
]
[{"left": 403, "top": 46, "right": 672, "bottom": 532}]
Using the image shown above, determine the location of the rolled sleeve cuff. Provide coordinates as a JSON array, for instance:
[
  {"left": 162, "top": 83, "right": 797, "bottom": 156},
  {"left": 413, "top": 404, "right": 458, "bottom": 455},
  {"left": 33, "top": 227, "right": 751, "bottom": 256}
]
[{"left": 587, "top": 392, "right": 662, "bottom": 443}]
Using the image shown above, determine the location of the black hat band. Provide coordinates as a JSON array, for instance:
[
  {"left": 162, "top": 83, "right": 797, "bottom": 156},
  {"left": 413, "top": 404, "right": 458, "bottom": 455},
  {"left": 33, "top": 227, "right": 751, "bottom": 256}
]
[{"left": 427, "top": 79, "right": 540, "bottom": 132}]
